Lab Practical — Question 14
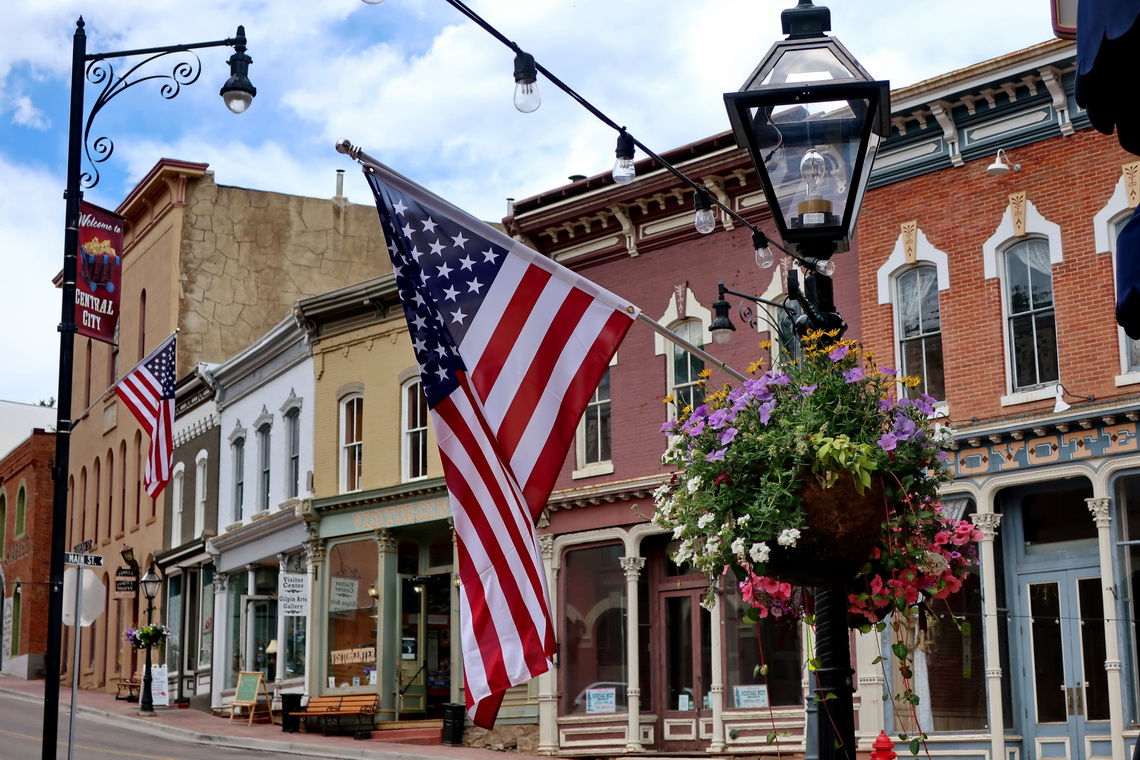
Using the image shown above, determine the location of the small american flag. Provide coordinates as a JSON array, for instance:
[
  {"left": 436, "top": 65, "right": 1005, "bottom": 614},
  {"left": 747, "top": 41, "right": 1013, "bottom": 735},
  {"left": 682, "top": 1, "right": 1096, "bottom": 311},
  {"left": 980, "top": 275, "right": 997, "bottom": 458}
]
[
  {"left": 365, "top": 164, "right": 637, "bottom": 728},
  {"left": 115, "top": 334, "right": 176, "bottom": 498}
]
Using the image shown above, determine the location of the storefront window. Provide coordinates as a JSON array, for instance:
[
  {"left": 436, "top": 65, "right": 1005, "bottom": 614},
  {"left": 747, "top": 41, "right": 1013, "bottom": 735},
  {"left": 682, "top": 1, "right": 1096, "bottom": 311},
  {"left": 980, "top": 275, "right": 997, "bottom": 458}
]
[
  {"left": 226, "top": 570, "right": 247, "bottom": 689},
  {"left": 722, "top": 575, "right": 802, "bottom": 708},
  {"left": 1116, "top": 474, "right": 1140, "bottom": 722},
  {"left": 167, "top": 574, "right": 183, "bottom": 677},
  {"left": 284, "top": 615, "right": 306, "bottom": 680},
  {"left": 326, "top": 539, "right": 379, "bottom": 689},
  {"left": 562, "top": 544, "right": 629, "bottom": 714}
]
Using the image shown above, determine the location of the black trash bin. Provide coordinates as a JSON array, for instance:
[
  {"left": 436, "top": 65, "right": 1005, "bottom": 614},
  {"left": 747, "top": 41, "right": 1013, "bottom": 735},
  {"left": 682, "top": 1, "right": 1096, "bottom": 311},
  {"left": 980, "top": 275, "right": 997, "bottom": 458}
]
[
  {"left": 441, "top": 703, "right": 466, "bottom": 746},
  {"left": 280, "top": 693, "right": 304, "bottom": 733}
]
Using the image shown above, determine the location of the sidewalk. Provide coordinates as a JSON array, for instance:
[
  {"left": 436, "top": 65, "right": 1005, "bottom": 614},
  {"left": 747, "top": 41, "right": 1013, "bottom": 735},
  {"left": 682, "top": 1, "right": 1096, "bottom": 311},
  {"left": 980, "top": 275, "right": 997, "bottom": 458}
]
[{"left": 0, "top": 675, "right": 526, "bottom": 760}]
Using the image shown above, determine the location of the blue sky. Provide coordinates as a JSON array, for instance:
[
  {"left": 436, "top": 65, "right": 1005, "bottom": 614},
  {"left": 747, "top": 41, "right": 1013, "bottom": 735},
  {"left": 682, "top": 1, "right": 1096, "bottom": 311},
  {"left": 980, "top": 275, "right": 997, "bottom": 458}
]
[{"left": 2, "top": 0, "right": 1058, "bottom": 404}]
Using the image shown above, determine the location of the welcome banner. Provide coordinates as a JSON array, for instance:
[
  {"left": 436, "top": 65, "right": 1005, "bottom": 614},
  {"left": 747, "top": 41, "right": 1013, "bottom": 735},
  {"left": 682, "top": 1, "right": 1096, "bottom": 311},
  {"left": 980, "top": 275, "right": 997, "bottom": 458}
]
[{"left": 76, "top": 201, "right": 124, "bottom": 345}]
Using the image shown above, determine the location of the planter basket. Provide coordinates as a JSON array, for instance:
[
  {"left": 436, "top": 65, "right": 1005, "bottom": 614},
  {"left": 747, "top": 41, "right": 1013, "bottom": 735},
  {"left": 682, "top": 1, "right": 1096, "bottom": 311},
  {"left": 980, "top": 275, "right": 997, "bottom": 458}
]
[{"left": 763, "top": 470, "right": 888, "bottom": 587}]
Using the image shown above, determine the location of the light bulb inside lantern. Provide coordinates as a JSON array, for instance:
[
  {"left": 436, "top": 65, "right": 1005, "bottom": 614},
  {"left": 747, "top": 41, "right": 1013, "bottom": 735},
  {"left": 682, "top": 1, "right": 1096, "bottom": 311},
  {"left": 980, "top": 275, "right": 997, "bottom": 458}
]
[{"left": 800, "top": 149, "right": 827, "bottom": 199}]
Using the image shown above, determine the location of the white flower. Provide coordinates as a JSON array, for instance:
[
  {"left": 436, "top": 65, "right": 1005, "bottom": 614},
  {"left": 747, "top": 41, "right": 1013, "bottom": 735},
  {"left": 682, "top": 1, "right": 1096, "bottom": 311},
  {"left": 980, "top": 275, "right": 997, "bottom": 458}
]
[
  {"left": 736, "top": 513, "right": 751, "bottom": 525},
  {"left": 697, "top": 513, "right": 715, "bottom": 529},
  {"left": 653, "top": 484, "right": 671, "bottom": 503},
  {"left": 675, "top": 540, "right": 694, "bottom": 565},
  {"left": 749, "top": 542, "right": 770, "bottom": 564},
  {"left": 687, "top": 476, "right": 702, "bottom": 494},
  {"left": 730, "top": 537, "right": 746, "bottom": 555},
  {"left": 777, "top": 528, "right": 801, "bottom": 547},
  {"left": 704, "top": 536, "right": 719, "bottom": 555},
  {"left": 672, "top": 524, "right": 685, "bottom": 539}
]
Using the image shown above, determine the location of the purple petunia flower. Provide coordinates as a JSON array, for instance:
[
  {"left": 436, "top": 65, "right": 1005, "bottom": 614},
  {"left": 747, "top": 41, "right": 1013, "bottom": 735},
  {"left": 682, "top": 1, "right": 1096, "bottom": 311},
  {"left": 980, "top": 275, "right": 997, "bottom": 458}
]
[
  {"left": 828, "top": 345, "right": 850, "bottom": 361},
  {"left": 893, "top": 416, "right": 917, "bottom": 441},
  {"left": 878, "top": 432, "right": 898, "bottom": 451},
  {"left": 758, "top": 400, "right": 776, "bottom": 425},
  {"left": 708, "top": 408, "right": 730, "bottom": 430},
  {"left": 878, "top": 398, "right": 894, "bottom": 412},
  {"left": 843, "top": 367, "right": 864, "bottom": 384},
  {"left": 705, "top": 447, "right": 728, "bottom": 462},
  {"left": 718, "top": 427, "right": 739, "bottom": 445},
  {"left": 661, "top": 420, "right": 675, "bottom": 433},
  {"left": 880, "top": 367, "right": 896, "bottom": 376},
  {"left": 914, "top": 393, "right": 937, "bottom": 415},
  {"left": 769, "top": 372, "right": 791, "bottom": 387},
  {"left": 686, "top": 419, "right": 706, "bottom": 436},
  {"left": 799, "top": 384, "right": 817, "bottom": 397}
]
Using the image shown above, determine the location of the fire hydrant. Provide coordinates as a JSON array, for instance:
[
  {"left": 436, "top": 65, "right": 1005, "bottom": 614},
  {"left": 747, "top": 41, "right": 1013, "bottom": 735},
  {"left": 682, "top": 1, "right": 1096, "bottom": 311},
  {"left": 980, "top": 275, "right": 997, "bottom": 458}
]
[{"left": 871, "top": 730, "right": 897, "bottom": 760}]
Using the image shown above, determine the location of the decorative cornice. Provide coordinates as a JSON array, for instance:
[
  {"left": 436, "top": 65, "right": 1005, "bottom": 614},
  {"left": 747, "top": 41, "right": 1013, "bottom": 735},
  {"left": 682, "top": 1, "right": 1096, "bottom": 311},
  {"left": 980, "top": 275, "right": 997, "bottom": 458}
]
[
  {"left": 209, "top": 506, "right": 306, "bottom": 553},
  {"left": 311, "top": 477, "right": 447, "bottom": 513}
]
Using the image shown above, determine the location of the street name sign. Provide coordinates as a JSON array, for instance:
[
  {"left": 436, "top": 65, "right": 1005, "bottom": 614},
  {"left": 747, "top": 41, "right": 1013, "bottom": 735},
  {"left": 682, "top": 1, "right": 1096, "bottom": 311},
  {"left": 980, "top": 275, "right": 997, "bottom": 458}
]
[{"left": 64, "top": 552, "right": 104, "bottom": 567}]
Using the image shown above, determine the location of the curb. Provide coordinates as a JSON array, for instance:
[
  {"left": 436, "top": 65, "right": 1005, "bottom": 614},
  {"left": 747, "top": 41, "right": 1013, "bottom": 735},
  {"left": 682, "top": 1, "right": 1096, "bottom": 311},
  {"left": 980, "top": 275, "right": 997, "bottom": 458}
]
[{"left": 0, "top": 686, "right": 439, "bottom": 760}]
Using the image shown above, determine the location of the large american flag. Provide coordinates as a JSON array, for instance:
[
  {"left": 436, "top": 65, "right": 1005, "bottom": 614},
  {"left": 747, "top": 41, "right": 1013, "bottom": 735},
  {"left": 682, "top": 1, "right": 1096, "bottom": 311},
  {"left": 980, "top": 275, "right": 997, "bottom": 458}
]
[
  {"left": 364, "top": 164, "right": 638, "bottom": 727},
  {"left": 115, "top": 334, "right": 176, "bottom": 498}
]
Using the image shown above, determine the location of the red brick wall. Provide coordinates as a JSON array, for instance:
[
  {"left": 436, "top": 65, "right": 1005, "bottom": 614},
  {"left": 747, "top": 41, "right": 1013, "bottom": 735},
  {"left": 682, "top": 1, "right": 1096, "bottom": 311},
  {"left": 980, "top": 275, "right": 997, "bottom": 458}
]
[
  {"left": 1, "top": 429, "right": 56, "bottom": 662},
  {"left": 857, "top": 129, "right": 1137, "bottom": 424}
]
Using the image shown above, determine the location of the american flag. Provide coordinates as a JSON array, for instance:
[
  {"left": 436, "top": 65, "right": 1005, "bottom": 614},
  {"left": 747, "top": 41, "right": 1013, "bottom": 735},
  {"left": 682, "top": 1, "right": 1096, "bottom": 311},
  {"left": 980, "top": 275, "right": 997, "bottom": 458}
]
[
  {"left": 364, "top": 164, "right": 638, "bottom": 728},
  {"left": 115, "top": 334, "right": 176, "bottom": 498}
]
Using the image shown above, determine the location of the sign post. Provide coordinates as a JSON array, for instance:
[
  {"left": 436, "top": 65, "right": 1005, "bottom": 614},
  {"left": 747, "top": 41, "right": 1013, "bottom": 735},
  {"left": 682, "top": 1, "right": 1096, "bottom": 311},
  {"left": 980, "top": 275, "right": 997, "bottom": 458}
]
[{"left": 63, "top": 551, "right": 105, "bottom": 760}]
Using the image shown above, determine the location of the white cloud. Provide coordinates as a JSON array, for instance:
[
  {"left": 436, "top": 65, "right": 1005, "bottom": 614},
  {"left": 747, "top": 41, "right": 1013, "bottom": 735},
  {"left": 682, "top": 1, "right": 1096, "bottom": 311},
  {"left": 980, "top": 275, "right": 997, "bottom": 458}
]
[{"left": 11, "top": 95, "right": 49, "bottom": 129}]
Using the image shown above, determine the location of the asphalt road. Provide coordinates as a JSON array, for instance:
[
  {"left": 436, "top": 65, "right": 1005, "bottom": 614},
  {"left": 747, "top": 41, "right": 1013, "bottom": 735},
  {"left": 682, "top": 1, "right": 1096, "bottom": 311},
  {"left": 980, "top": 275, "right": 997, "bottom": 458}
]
[{"left": 0, "top": 690, "right": 286, "bottom": 759}]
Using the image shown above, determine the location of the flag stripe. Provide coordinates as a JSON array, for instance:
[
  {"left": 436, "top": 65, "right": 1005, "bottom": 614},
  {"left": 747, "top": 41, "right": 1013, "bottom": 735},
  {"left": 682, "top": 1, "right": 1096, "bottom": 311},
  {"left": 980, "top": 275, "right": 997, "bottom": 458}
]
[{"left": 114, "top": 335, "right": 176, "bottom": 500}]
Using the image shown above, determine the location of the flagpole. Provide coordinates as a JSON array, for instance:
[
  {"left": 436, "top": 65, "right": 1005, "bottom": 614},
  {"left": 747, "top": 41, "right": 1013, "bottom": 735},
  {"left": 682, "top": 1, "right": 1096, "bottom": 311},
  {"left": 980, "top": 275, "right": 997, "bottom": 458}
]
[{"left": 636, "top": 314, "right": 748, "bottom": 382}]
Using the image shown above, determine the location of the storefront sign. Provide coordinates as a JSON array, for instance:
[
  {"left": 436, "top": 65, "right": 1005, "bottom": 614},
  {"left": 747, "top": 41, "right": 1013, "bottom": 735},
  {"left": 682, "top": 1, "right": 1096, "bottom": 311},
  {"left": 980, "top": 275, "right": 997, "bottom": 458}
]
[
  {"left": 75, "top": 201, "right": 124, "bottom": 345},
  {"left": 349, "top": 497, "right": 450, "bottom": 531},
  {"left": 114, "top": 567, "right": 138, "bottom": 599},
  {"left": 330, "top": 646, "right": 376, "bottom": 665},
  {"left": 954, "top": 420, "right": 1139, "bottom": 477},
  {"left": 585, "top": 687, "right": 616, "bottom": 713},
  {"left": 279, "top": 572, "right": 309, "bottom": 616},
  {"left": 150, "top": 665, "right": 169, "bottom": 706},
  {"left": 733, "top": 684, "right": 769, "bottom": 708},
  {"left": 329, "top": 577, "right": 359, "bottom": 612}
]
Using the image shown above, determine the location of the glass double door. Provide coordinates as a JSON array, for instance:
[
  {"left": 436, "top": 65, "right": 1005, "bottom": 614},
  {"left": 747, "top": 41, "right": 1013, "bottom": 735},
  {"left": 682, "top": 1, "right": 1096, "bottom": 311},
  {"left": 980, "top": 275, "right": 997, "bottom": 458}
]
[
  {"left": 240, "top": 596, "right": 277, "bottom": 683},
  {"left": 1019, "top": 568, "right": 1109, "bottom": 759}
]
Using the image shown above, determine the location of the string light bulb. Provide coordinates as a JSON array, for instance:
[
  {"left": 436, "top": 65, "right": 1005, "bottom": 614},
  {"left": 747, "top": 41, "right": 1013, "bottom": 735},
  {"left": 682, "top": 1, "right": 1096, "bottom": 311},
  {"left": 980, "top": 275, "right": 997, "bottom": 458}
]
[
  {"left": 513, "top": 52, "right": 541, "bottom": 113},
  {"left": 612, "top": 131, "right": 636, "bottom": 185},
  {"left": 752, "top": 230, "right": 774, "bottom": 269},
  {"left": 802, "top": 256, "right": 836, "bottom": 277},
  {"left": 693, "top": 188, "right": 715, "bottom": 234}
]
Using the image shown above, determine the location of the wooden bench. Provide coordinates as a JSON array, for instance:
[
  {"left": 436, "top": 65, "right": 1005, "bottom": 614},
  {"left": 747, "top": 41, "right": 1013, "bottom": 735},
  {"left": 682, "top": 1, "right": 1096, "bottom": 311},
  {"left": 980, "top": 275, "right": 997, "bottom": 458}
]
[
  {"left": 295, "top": 694, "right": 380, "bottom": 735},
  {"left": 115, "top": 672, "right": 142, "bottom": 701}
]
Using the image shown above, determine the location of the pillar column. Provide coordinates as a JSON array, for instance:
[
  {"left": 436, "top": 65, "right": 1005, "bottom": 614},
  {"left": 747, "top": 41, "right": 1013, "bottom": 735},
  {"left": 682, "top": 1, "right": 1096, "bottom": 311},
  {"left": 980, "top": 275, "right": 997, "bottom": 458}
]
[
  {"left": 303, "top": 533, "right": 325, "bottom": 698},
  {"left": 620, "top": 556, "right": 646, "bottom": 753},
  {"left": 970, "top": 512, "right": 1004, "bottom": 760},
  {"left": 1086, "top": 497, "right": 1126, "bottom": 760},
  {"left": 537, "top": 534, "right": 560, "bottom": 755},
  {"left": 374, "top": 528, "right": 398, "bottom": 716}
]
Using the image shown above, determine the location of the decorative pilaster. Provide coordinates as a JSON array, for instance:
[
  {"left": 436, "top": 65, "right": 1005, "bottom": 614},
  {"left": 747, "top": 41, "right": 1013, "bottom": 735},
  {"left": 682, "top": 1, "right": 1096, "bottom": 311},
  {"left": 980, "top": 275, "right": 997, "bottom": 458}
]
[
  {"left": 1123, "top": 161, "right": 1140, "bottom": 208},
  {"left": 620, "top": 555, "right": 647, "bottom": 753},
  {"left": 1086, "top": 496, "right": 1126, "bottom": 760},
  {"left": 1009, "top": 192, "right": 1027, "bottom": 237},
  {"left": 970, "top": 511, "right": 1005, "bottom": 760},
  {"left": 374, "top": 528, "right": 396, "bottom": 553},
  {"left": 901, "top": 221, "right": 918, "bottom": 265}
]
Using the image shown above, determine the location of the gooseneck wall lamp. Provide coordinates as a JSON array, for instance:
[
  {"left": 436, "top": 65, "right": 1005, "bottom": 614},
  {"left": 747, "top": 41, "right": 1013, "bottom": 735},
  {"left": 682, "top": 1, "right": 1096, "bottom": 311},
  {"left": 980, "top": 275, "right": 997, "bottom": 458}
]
[{"left": 43, "top": 18, "right": 254, "bottom": 760}]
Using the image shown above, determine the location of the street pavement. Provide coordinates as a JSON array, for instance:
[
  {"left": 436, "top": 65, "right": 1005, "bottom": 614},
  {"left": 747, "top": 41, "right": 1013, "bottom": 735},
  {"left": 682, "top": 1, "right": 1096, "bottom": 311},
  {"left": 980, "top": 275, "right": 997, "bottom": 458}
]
[{"left": 0, "top": 675, "right": 522, "bottom": 760}]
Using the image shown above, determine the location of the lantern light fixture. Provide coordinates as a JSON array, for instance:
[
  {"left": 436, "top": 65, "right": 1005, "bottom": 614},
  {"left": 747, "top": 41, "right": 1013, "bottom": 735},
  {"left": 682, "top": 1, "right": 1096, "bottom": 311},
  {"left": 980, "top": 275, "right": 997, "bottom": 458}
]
[
  {"left": 220, "top": 26, "right": 257, "bottom": 114},
  {"left": 723, "top": 0, "right": 889, "bottom": 260}
]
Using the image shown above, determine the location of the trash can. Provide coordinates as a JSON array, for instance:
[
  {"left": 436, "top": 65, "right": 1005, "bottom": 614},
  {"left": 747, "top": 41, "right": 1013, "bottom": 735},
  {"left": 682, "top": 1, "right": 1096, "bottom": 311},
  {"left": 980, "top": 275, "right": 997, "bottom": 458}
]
[
  {"left": 280, "top": 692, "right": 304, "bottom": 733},
  {"left": 441, "top": 703, "right": 466, "bottom": 746}
]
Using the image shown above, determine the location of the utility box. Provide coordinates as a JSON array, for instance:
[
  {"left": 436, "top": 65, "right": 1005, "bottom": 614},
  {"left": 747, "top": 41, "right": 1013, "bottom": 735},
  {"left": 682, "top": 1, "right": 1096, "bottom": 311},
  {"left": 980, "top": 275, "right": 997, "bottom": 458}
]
[{"left": 441, "top": 703, "right": 466, "bottom": 746}]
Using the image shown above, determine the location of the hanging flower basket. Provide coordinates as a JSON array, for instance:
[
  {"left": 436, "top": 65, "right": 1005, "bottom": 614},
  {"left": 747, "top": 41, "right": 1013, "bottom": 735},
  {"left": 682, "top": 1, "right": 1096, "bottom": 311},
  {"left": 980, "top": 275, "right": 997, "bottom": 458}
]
[
  {"left": 652, "top": 330, "right": 979, "bottom": 625},
  {"left": 124, "top": 624, "right": 170, "bottom": 649}
]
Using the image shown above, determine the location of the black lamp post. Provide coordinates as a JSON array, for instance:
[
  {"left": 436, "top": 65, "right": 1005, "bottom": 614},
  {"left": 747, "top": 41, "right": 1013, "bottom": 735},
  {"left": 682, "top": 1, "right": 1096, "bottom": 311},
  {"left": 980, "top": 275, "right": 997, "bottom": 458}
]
[
  {"left": 138, "top": 565, "right": 163, "bottom": 714},
  {"left": 722, "top": 4, "right": 887, "bottom": 759},
  {"left": 42, "top": 18, "right": 254, "bottom": 760}
]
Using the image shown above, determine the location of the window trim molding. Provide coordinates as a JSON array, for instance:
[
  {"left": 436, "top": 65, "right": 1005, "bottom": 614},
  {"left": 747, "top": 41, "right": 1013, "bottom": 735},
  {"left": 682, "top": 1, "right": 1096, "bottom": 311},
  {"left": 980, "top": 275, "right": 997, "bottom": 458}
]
[
  {"left": 193, "top": 449, "right": 208, "bottom": 537},
  {"left": 573, "top": 360, "right": 616, "bottom": 479},
  {"left": 401, "top": 378, "right": 430, "bottom": 483},
  {"left": 653, "top": 286, "right": 711, "bottom": 422},
  {"left": 1092, "top": 175, "right": 1140, "bottom": 384},
  {"left": 876, "top": 224, "right": 950, "bottom": 305},
  {"left": 995, "top": 234, "right": 1059, "bottom": 400},
  {"left": 889, "top": 263, "right": 948, "bottom": 411},
  {"left": 170, "top": 463, "right": 186, "bottom": 547},
  {"left": 339, "top": 393, "right": 365, "bottom": 494}
]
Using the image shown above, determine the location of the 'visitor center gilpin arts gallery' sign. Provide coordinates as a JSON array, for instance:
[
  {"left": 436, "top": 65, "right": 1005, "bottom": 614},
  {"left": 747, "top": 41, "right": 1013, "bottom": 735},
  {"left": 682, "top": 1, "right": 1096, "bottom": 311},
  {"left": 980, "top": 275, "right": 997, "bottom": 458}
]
[{"left": 954, "top": 417, "right": 1139, "bottom": 477}]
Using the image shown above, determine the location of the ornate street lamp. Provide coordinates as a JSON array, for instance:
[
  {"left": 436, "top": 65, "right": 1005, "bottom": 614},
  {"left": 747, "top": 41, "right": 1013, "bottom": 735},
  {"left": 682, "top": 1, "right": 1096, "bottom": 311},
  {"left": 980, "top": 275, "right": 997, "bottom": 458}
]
[
  {"left": 43, "top": 19, "right": 254, "bottom": 760},
  {"left": 723, "top": 4, "right": 888, "bottom": 759},
  {"left": 139, "top": 565, "right": 163, "bottom": 714},
  {"left": 724, "top": 0, "right": 888, "bottom": 261}
]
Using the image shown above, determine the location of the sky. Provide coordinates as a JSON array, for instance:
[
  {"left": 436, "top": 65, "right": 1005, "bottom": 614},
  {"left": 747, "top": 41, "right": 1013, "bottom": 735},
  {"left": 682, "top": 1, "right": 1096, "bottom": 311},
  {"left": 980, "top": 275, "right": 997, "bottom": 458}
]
[{"left": 1, "top": 0, "right": 1060, "bottom": 405}]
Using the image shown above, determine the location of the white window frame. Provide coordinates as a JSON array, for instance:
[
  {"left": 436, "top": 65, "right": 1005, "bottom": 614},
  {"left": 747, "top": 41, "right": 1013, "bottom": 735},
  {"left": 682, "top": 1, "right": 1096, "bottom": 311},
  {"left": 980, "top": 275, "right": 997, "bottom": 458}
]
[
  {"left": 340, "top": 393, "right": 364, "bottom": 493},
  {"left": 574, "top": 362, "right": 615, "bottom": 479},
  {"left": 653, "top": 285, "right": 712, "bottom": 423},
  {"left": 194, "top": 449, "right": 208, "bottom": 537},
  {"left": 1000, "top": 236, "right": 1060, "bottom": 398},
  {"left": 283, "top": 406, "right": 301, "bottom": 499},
  {"left": 401, "top": 379, "right": 429, "bottom": 482},
  {"left": 229, "top": 428, "right": 246, "bottom": 524},
  {"left": 981, "top": 196, "right": 1063, "bottom": 406},
  {"left": 256, "top": 423, "right": 272, "bottom": 513},
  {"left": 893, "top": 265, "right": 945, "bottom": 401},
  {"left": 1092, "top": 174, "right": 1140, "bottom": 385},
  {"left": 170, "top": 464, "right": 185, "bottom": 547}
]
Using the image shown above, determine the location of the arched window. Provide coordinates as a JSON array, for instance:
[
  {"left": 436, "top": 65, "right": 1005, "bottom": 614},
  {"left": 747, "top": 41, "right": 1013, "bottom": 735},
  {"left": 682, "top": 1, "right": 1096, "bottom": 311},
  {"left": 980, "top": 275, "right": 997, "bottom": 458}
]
[
  {"left": 84, "top": 340, "right": 93, "bottom": 409},
  {"left": 11, "top": 583, "right": 21, "bottom": 654},
  {"left": 92, "top": 459, "right": 101, "bottom": 542},
  {"left": 105, "top": 448, "right": 114, "bottom": 541},
  {"left": 284, "top": 407, "right": 301, "bottom": 499},
  {"left": 118, "top": 441, "right": 127, "bottom": 535},
  {"left": 257, "top": 424, "right": 272, "bottom": 512},
  {"left": 137, "top": 289, "right": 147, "bottom": 361},
  {"left": 15, "top": 483, "right": 27, "bottom": 538},
  {"left": 669, "top": 319, "right": 705, "bottom": 415},
  {"left": 134, "top": 432, "right": 143, "bottom": 528},
  {"left": 1003, "top": 238, "right": 1058, "bottom": 391},
  {"left": 231, "top": 435, "right": 246, "bottom": 523},
  {"left": 895, "top": 265, "right": 944, "bottom": 399},
  {"left": 194, "top": 450, "right": 208, "bottom": 535},
  {"left": 402, "top": 380, "right": 428, "bottom": 482},
  {"left": 0, "top": 490, "right": 7, "bottom": 560},
  {"left": 340, "top": 394, "right": 364, "bottom": 493}
]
